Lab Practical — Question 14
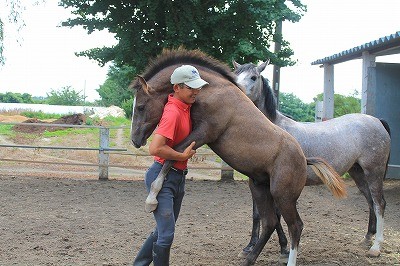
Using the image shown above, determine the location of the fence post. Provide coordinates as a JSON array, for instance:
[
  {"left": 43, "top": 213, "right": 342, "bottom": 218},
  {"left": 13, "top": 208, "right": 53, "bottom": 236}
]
[
  {"left": 220, "top": 160, "right": 234, "bottom": 181},
  {"left": 99, "top": 127, "right": 110, "bottom": 180}
]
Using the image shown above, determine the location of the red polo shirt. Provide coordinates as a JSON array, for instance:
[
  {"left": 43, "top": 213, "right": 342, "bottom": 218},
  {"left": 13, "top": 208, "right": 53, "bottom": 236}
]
[{"left": 154, "top": 94, "right": 192, "bottom": 170}]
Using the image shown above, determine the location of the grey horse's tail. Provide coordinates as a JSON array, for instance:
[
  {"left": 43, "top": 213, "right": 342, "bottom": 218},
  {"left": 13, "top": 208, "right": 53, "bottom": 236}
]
[
  {"left": 380, "top": 119, "right": 391, "bottom": 180},
  {"left": 380, "top": 119, "right": 391, "bottom": 136}
]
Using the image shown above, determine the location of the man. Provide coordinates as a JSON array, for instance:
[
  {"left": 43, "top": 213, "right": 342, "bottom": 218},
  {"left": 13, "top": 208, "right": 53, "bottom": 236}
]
[{"left": 133, "top": 65, "right": 209, "bottom": 266}]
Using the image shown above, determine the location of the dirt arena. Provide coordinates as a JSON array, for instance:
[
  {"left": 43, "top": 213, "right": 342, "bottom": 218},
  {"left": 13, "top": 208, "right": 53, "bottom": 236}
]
[{"left": 1, "top": 174, "right": 399, "bottom": 266}]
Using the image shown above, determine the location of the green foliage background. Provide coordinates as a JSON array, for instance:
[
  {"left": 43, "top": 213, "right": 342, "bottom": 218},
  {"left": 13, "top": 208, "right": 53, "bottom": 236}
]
[
  {"left": 313, "top": 92, "right": 361, "bottom": 118},
  {"left": 60, "top": 0, "right": 306, "bottom": 71},
  {"left": 1, "top": 1, "right": 362, "bottom": 121},
  {"left": 46, "top": 86, "right": 86, "bottom": 106}
]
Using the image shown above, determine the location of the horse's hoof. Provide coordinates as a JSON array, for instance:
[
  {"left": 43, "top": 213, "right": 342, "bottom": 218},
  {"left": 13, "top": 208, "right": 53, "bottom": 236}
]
[
  {"left": 238, "top": 245, "right": 253, "bottom": 258},
  {"left": 366, "top": 249, "right": 381, "bottom": 257},
  {"left": 278, "top": 252, "right": 289, "bottom": 264},
  {"left": 144, "top": 202, "right": 158, "bottom": 213},
  {"left": 360, "top": 237, "right": 372, "bottom": 249},
  {"left": 238, "top": 250, "right": 250, "bottom": 258}
]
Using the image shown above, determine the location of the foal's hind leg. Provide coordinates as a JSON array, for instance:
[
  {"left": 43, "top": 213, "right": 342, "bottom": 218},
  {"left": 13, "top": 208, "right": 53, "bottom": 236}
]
[
  {"left": 239, "top": 199, "right": 288, "bottom": 259},
  {"left": 274, "top": 197, "right": 303, "bottom": 266},
  {"left": 242, "top": 179, "right": 278, "bottom": 266},
  {"left": 239, "top": 199, "right": 260, "bottom": 258},
  {"left": 349, "top": 164, "right": 386, "bottom": 257},
  {"left": 275, "top": 208, "right": 290, "bottom": 262}
]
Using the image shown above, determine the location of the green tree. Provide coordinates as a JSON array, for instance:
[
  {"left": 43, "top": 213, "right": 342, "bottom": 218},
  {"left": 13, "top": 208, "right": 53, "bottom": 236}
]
[
  {"left": 46, "top": 86, "right": 86, "bottom": 106},
  {"left": 0, "top": 92, "right": 33, "bottom": 103},
  {"left": 60, "top": 0, "right": 306, "bottom": 72},
  {"left": 279, "top": 92, "right": 314, "bottom": 122},
  {"left": 96, "top": 65, "right": 136, "bottom": 107},
  {"left": 314, "top": 93, "right": 361, "bottom": 117}
]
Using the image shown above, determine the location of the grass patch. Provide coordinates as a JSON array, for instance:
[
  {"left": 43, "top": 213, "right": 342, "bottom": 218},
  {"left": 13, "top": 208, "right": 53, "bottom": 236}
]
[
  {"left": 234, "top": 171, "right": 249, "bottom": 180},
  {"left": 85, "top": 116, "right": 130, "bottom": 127},
  {"left": 342, "top": 172, "right": 351, "bottom": 180},
  {"left": 0, "top": 125, "right": 15, "bottom": 136},
  {"left": 20, "top": 111, "right": 62, "bottom": 120},
  {"left": 42, "top": 127, "right": 98, "bottom": 138},
  {"left": 103, "top": 116, "right": 130, "bottom": 126}
]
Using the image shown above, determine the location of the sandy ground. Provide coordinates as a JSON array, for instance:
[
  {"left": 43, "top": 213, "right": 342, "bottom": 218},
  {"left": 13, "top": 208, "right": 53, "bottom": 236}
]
[
  {"left": 1, "top": 114, "right": 399, "bottom": 265},
  {"left": 0, "top": 175, "right": 399, "bottom": 266}
]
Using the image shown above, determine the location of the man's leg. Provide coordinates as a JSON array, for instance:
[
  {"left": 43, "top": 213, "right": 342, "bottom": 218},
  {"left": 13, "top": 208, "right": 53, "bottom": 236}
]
[
  {"left": 151, "top": 170, "right": 185, "bottom": 265},
  {"left": 133, "top": 163, "right": 161, "bottom": 266},
  {"left": 133, "top": 231, "right": 157, "bottom": 266}
]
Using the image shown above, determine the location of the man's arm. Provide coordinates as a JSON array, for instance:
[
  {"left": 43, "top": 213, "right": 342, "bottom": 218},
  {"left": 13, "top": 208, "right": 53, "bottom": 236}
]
[{"left": 149, "top": 133, "right": 196, "bottom": 161}]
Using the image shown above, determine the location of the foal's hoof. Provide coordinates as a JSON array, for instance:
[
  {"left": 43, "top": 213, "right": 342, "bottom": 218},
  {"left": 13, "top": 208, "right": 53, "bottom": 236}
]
[
  {"left": 144, "top": 199, "right": 158, "bottom": 213},
  {"left": 144, "top": 203, "right": 158, "bottom": 213},
  {"left": 366, "top": 249, "right": 381, "bottom": 257},
  {"left": 145, "top": 195, "right": 158, "bottom": 213}
]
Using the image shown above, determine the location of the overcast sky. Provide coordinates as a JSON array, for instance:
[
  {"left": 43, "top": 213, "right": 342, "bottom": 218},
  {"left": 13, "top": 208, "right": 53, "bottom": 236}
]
[{"left": 0, "top": 0, "right": 399, "bottom": 102}]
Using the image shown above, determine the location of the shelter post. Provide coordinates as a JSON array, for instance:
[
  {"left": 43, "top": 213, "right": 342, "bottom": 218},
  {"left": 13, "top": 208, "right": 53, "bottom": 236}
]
[
  {"left": 323, "top": 63, "right": 334, "bottom": 120},
  {"left": 220, "top": 160, "right": 234, "bottom": 181},
  {"left": 361, "top": 51, "right": 376, "bottom": 114}
]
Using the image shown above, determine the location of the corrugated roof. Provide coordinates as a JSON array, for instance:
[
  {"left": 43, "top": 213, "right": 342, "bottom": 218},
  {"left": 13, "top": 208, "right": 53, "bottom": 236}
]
[{"left": 311, "top": 31, "right": 400, "bottom": 65}]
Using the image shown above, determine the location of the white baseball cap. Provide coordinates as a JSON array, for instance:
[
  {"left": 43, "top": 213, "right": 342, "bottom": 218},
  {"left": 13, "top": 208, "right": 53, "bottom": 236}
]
[{"left": 170, "top": 65, "right": 209, "bottom": 89}]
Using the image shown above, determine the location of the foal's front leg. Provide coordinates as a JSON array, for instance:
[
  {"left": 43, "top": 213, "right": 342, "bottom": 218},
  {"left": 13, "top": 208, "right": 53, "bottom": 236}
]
[
  {"left": 145, "top": 160, "right": 174, "bottom": 212},
  {"left": 144, "top": 120, "right": 211, "bottom": 212}
]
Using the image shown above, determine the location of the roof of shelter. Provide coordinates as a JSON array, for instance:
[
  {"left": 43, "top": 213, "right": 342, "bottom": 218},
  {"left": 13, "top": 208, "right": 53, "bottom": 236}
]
[{"left": 311, "top": 31, "right": 400, "bottom": 65}]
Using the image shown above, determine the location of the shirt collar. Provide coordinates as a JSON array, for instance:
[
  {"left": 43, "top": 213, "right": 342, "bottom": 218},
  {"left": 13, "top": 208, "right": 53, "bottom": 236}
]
[{"left": 168, "top": 94, "right": 191, "bottom": 111}]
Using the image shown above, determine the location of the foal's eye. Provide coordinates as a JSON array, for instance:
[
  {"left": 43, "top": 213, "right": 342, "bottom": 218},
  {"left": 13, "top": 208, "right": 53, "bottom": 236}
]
[
  {"left": 251, "top": 76, "right": 257, "bottom": 81},
  {"left": 137, "top": 105, "right": 145, "bottom": 112}
]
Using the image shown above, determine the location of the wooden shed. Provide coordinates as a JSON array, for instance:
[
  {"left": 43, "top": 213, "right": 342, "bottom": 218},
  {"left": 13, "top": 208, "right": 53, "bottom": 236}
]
[{"left": 311, "top": 31, "right": 400, "bottom": 179}]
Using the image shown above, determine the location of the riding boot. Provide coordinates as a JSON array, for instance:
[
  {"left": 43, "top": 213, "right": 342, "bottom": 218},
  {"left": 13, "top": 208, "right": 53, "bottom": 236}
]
[
  {"left": 133, "top": 232, "right": 157, "bottom": 266},
  {"left": 152, "top": 243, "right": 171, "bottom": 266}
]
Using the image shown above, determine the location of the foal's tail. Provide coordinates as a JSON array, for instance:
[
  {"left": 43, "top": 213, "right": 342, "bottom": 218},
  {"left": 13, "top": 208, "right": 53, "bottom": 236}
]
[{"left": 307, "top": 157, "right": 347, "bottom": 198}]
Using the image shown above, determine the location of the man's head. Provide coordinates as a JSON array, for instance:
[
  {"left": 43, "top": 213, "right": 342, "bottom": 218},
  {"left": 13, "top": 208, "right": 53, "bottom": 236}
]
[
  {"left": 171, "top": 65, "right": 208, "bottom": 104},
  {"left": 170, "top": 65, "right": 209, "bottom": 89}
]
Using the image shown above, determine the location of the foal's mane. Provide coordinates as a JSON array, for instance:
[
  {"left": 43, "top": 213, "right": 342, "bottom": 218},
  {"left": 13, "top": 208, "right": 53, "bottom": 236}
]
[{"left": 136, "top": 48, "right": 239, "bottom": 88}]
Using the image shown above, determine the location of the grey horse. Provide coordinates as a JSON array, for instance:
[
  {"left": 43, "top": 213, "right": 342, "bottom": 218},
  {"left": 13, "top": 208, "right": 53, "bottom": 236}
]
[{"left": 233, "top": 60, "right": 391, "bottom": 258}]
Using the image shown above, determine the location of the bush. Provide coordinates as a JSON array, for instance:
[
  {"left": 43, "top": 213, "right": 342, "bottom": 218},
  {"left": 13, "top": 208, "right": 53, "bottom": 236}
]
[{"left": 121, "top": 98, "right": 133, "bottom": 118}]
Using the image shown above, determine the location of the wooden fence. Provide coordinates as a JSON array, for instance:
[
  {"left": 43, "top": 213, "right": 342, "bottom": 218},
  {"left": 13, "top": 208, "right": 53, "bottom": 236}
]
[{"left": 0, "top": 122, "right": 234, "bottom": 180}]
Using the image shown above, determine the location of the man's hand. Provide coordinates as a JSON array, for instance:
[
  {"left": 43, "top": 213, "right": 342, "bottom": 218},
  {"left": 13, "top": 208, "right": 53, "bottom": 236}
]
[
  {"left": 182, "top": 141, "right": 196, "bottom": 160},
  {"left": 150, "top": 134, "right": 196, "bottom": 162}
]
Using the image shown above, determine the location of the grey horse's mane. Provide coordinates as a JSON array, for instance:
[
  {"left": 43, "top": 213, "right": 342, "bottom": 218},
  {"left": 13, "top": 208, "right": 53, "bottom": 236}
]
[
  {"left": 260, "top": 75, "right": 277, "bottom": 121},
  {"left": 234, "top": 63, "right": 277, "bottom": 121},
  {"left": 131, "top": 48, "right": 240, "bottom": 89}
]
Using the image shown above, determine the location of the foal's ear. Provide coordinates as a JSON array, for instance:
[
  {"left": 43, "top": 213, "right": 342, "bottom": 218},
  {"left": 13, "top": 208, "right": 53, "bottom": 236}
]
[
  {"left": 232, "top": 60, "right": 241, "bottom": 70},
  {"left": 137, "top": 75, "right": 154, "bottom": 95},
  {"left": 257, "top": 59, "right": 270, "bottom": 73}
]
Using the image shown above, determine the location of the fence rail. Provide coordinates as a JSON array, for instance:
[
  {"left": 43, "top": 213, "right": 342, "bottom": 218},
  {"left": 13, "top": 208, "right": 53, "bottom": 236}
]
[{"left": 0, "top": 122, "right": 234, "bottom": 180}]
